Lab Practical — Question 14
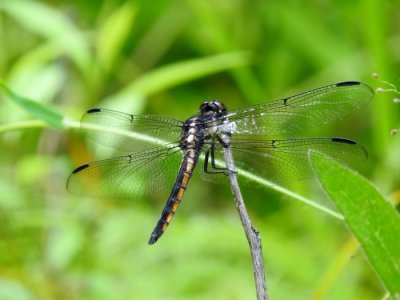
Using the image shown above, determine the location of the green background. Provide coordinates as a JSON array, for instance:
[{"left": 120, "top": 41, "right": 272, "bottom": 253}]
[{"left": 0, "top": 0, "right": 399, "bottom": 299}]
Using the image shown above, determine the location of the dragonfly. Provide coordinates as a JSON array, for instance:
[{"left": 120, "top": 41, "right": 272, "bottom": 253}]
[{"left": 67, "top": 81, "right": 374, "bottom": 244}]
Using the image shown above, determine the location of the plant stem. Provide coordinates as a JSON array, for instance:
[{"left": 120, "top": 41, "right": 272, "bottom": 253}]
[
  {"left": 0, "top": 120, "right": 46, "bottom": 133},
  {"left": 223, "top": 145, "right": 268, "bottom": 300}
]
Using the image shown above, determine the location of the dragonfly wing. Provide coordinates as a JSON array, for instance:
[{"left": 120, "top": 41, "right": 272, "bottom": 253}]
[
  {"left": 67, "top": 144, "right": 183, "bottom": 200},
  {"left": 200, "top": 136, "right": 367, "bottom": 186},
  {"left": 80, "top": 108, "right": 184, "bottom": 152},
  {"left": 221, "top": 82, "right": 373, "bottom": 136}
]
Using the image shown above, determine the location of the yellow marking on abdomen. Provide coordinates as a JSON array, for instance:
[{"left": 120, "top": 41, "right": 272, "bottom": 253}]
[
  {"left": 181, "top": 172, "right": 190, "bottom": 187},
  {"left": 166, "top": 212, "right": 173, "bottom": 223},
  {"left": 172, "top": 199, "right": 180, "bottom": 211},
  {"left": 164, "top": 186, "right": 186, "bottom": 226},
  {"left": 162, "top": 222, "right": 168, "bottom": 231},
  {"left": 176, "top": 187, "right": 185, "bottom": 200}
]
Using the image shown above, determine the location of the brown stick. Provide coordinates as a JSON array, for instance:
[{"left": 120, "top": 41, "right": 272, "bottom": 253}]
[{"left": 222, "top": 146, "right": 268, "bottom": 300}]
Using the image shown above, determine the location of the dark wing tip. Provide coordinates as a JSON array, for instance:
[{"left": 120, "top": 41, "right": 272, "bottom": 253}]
[
  {"left": 331, "top": 137, "right": 356, "bottom": 145},
  {"left": 331, "top": 137, "right": 369, "bottom": 160},
  {"left": 86, "top": 108, "right": 101, "bottom": 114},
  {"left": 336, "top": 81, "right": 375, "bottom": 100},
  {"left": 72, "top": 163, "right": 90, "bottom": 174},
  {"left": 336, "top": 81, "right": 361, "bottom": 87}
]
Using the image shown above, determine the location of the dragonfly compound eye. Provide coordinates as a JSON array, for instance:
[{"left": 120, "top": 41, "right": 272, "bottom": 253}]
[{"left": 200, "top": 101, "right": 227, "bottom": 116}]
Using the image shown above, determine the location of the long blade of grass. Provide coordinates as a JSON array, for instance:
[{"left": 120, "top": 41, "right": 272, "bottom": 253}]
[
  {"left": 101, "top": 51, "right": 253, "bottom": 108},
  {"left": 0, "top": 80, "right": 64, "bottom": 129},
  {"left": 96, "top": 2, "right": 137, "bottom": 72},
  {"left": 0, "top": 0, "right": 91, "bottom": 74}
]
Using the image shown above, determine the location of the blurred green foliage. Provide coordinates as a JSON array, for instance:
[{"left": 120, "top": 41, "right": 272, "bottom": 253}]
[{"left": 0, "top": 0, "right": 399, "bottom": 299}]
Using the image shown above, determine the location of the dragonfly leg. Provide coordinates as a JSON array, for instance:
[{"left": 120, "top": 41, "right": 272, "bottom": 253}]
[
  {"left": 204, "top": 149, "right": 226, "bottom": 174},
  {"left": 204, "top": 142, "right": 237, "bottom": 175}
]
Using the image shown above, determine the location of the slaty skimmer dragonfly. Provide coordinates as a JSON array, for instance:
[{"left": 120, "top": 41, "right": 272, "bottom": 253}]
[{"left": 67, "top": 81, "right": 374, "bottom": 244}]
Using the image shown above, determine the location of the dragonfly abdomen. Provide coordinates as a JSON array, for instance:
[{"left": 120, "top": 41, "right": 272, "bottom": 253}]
[{"left": 148, "top": 148, "right": 200, "bottom": 244}]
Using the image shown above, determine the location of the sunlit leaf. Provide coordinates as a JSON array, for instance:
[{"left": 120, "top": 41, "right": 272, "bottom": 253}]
[
  {"left": 6, "top": 44, "right": 65, "bottom": 101},
  {"left": 311, "top": 152, "right": 400, "bottom": 297},
  {"left": 97, "top": 2, "right": 137, "bottom": 72},
  {"left": 0, "top": 80, "right": 63, "bottom": 129},
  {"left": 0, "top": 0, "right": 91, "bottom": 74},
  {"left": 101, "top": 51, "right": 253, "bottom": 110}
]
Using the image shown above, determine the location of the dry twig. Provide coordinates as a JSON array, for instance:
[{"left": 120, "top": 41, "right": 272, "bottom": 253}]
[{"left": 222, "top": 145, "right": 268, "bottom": 300}]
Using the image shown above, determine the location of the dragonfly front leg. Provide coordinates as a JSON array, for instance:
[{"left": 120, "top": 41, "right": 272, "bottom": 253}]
[{"left": 204, "top": 140, "right": 237, "bottom": 175}]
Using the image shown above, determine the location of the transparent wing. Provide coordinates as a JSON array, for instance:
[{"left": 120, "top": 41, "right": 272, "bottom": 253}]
[
  {"left": 220, "top": 82, "right": 373, "bottom": 136},
  {"left": 200, "top": 137, "right": 367, "bottom": 186},
  {"left": 67, "top": 144, "right": 183, "bottom": 200},
  {"left": 80, "top": 108, "right": 184, "bottom": 152}
]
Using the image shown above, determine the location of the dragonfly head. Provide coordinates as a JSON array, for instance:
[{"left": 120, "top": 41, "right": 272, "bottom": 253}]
[{"left": 199, "top": 101, "right": 227, "bottom": 117}]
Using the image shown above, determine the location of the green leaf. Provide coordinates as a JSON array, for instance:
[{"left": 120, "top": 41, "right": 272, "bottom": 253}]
[
  {"left": 97, "top": 2, "right": 137, "bottom": 72},
  {"left": 101, "top": 51, "right": 253, "bottom": 109},
  {"left": 0, "top": 0, "right": 91, "bottom": 74},
  {"left": 132, "top": 51, "right": 252, "bottom": 93},
  {"left": 0, "top": 80, "right": 64, "bottom": 129},
  {"left": 310, "top": 152, "right": 400, "bottom": 297}
]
